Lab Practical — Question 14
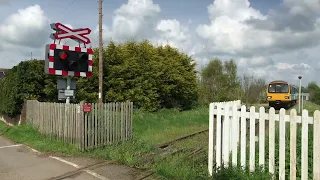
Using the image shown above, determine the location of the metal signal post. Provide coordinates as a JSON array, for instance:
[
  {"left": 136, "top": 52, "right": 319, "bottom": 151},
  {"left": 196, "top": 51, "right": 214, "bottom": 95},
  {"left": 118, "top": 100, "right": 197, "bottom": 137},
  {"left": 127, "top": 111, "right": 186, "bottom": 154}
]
[
  {"left": 66, "top": 77, "right": 71, "bottom": 104},
  {"left": 298, "top": 76, "right": 302, "bottom": 114}
]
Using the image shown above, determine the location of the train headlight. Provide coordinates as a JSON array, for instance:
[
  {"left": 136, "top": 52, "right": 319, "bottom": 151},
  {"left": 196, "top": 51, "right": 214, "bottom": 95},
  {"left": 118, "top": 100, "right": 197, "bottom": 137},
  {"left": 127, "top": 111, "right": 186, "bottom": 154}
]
[
  {"left": 285, "top": 96, "right": 290, "bottom": 99},
  {"left": 267, "top": 96, "right": 272, "bottom": 99}
]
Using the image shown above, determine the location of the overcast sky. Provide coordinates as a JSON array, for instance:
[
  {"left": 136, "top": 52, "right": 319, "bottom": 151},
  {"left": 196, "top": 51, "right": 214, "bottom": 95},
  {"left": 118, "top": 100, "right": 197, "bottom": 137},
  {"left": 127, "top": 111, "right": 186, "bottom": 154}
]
[{"left": 0, "top": 0, "right": 319, "bottom": 86}]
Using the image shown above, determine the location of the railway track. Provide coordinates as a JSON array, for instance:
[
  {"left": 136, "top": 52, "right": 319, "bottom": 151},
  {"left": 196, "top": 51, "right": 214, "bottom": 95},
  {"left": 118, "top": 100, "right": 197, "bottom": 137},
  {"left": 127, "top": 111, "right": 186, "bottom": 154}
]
[
  {"left": 157, "top": 129, "right": 209, "bottom": 149},
  {"left": 156, "top": 129, "right": 208, "bottom": 160},
  {"left": 156, "top": 129, "right": 208, "bottom": 161},
  {"left": 137, "top": 129, "right": 209, "bottom": 179},
  {"left": 46, "top": 160, "right": 113, "bottom": 180}
]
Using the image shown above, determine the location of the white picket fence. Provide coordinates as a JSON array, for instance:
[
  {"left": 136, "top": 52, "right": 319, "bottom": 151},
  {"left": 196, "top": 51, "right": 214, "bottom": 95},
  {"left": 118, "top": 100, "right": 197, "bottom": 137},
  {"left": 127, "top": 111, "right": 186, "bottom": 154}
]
[{"left": 208, "top": 100, "right": 320, "bottom": 180}]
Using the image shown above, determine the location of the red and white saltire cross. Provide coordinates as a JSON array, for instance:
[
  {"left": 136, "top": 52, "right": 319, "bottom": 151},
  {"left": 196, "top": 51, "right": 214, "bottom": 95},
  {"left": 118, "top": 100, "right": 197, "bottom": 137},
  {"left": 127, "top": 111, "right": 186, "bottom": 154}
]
[{"left": 53, "top": 23, "right": 91, "bottom": 44}]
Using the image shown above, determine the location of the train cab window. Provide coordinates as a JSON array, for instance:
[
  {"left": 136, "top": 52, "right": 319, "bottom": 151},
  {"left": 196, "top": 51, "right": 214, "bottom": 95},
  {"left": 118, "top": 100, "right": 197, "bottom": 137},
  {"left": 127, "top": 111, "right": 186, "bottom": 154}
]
[
  {"left": 268, "top": 85, "right": 276, "bottom": 92},
  {"left": 268, "top": 84, "right": 289, "bottom": 93}
]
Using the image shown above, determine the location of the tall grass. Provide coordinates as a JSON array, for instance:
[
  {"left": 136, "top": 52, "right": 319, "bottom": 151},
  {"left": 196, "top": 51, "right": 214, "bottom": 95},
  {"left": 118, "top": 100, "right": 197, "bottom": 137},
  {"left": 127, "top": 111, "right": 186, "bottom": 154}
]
[{"left": 264, "top": 122, "right": 314, "bottom": 179}]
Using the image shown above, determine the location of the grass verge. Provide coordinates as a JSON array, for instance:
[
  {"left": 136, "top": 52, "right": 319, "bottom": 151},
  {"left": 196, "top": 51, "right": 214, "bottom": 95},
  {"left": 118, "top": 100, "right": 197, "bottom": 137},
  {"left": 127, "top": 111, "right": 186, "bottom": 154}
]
[
  {"left": 0, "top": 121, "right": 80, "bottom": 156},
  {"left": 0, "top": 106, "right": 212, "bottom": 180},
  {"left": 3, "top": 101, "right": 316, "bottom": 180}
]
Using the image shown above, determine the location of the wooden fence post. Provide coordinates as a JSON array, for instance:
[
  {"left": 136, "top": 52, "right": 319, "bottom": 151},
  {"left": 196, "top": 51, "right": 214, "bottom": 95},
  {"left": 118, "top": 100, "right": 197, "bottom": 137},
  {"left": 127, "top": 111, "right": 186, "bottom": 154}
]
[{"left": 79, "top": 101, "right": 85, "bottom": 151}]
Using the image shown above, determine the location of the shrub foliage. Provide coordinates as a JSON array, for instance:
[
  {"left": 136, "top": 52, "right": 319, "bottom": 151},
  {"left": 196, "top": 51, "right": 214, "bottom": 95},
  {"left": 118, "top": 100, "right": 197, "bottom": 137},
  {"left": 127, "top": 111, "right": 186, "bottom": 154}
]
[{"left": 0, "top": 40, "right": 198, "bottom": 116}]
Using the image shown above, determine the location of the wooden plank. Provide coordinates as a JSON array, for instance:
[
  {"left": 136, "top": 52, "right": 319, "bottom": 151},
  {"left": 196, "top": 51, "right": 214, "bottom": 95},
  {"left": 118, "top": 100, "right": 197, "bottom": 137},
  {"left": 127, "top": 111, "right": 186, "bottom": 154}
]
[
  {"left": 58, "top": 103, "right": 63, "bottom": 141},
  {"left": 290, "top": 109, "right": 297, "bottom": 180},
  {"left": 222, "top": 103, "right": 230, "bottom": 167},
  {"left": 72, "top": 104, "right": 75, "bottom": 144},
  {"left": 64, "top": 103, "right": 67, "bottom": 143},
  {"left": 240, "top": 105, "right": 246, "bottom": 169},
  {"left": 208, "top": 103, "right": 214, "bottom": 176},
  {"left": 89, "top": 103, "right": 93, "bottom": 149},
  {"left": 100, "top": 103, "right": 103, "bottom": 146},
  {"left": 42, "top": 103, "right": 45, "bottom": 135},
  {"left": 47, "top": 102, "right": 50, "bottom": 137},
  {"left": 269, "top": 107, "right": 276, "bottom": 175},
  {"left": 51, "top": 103, "right": 54, "bottom": 139},
  {"left": 314, "top": 110, "right": 320, "bottom": 180},
  {"left": 231, "top": 103, "right": 238, "bottom": 166},
  {"left": 53, "top": 103, "right": 55, "bottom": 139},
  {"left": 121, "top": 102, "right": 124, "bottom": 141},
  {"left": 84, "top": 105, "right": 88, "bottom": 150},
  {"left": 78, "top": 104, "right": 81, "bottom": 150},
  {"left": 301, "top": 110, "right": 308, "bottom": 180},
  {"left": 112, "top": 102, "right": 115, "bottom": 143},
  {"left": 215, "top": 103, "right": 222, "bottom": 170},
  {"left": 56, "top": 103, "right": 58, "bottom": 139},
  {"left": 88, "top": 104, "right": 91, "bottom": 149},
  {"left": 40, "top": 102, "right": 43, "bottom": 134},
  {"left": 116, "top": 102, "right": 119, "bottom": 142},
  {"left": 91, "top": 103, "right": 95, "bottom": 148},
  {"left": 75, "top": 104, "right": 77, "bottom": 145},
  {"left": 97, "top": 103, "right": 100, "bottom": 147},
  {"left": 67, "top": 104, "right": 70, "bottom": 144},
  {"left": 64, "top": 104, "right": 67, "bottom": 143},
  {"left": 279, "top": 108, "right": 286, "bottom": 180},
  {"left": 76, "top": 104, "right": 79, "bottom": 148},
  {"left": 259, "top": 106, "right": 265, "bottom": 168},
  {"left": 125, "top": 101, "right": 128, "bottom": 140},
  {"left": 81, "top": 103, "right": 85, "bottom": 151},
  {"left": 103, "top": 103, "right": 107, "bottom": 146},
  {"left": 99, "top": 103, "right": 102, "bottom": 147},
  {"left": 70, "top": 104, "right": 73, "bottom": 144},
  {"left": 107, "top": 103, "right": 110, "bottom": 144},
  {"left": 249, "top": 106, "right": 255, "bottom": 172}
]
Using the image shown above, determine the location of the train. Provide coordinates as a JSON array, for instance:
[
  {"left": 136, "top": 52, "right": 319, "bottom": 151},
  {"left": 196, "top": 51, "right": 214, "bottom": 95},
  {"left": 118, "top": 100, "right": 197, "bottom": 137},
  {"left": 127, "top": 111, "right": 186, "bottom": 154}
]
[{"left": 266, "top": 80, "right": 298, "bottom": 108}]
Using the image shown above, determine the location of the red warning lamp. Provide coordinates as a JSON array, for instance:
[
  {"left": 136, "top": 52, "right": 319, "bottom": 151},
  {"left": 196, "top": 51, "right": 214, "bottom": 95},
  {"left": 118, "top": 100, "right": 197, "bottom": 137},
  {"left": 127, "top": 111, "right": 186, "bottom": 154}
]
[{"left": 59, "top": 51, "right": 68, "bottom": 60}]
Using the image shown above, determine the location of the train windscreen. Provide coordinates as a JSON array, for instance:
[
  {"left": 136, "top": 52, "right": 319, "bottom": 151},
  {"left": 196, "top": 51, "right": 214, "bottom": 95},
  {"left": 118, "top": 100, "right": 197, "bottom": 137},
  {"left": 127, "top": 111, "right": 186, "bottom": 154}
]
[{"left": 268, "top": 83, "right": 289, "bottom": 93}]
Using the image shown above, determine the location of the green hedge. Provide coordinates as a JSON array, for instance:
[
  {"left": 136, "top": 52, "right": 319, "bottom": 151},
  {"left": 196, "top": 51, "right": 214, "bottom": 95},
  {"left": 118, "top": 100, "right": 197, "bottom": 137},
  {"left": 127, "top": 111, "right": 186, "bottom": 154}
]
[{"left": 0, "top": 40, "right": 199, "bottom": 117}]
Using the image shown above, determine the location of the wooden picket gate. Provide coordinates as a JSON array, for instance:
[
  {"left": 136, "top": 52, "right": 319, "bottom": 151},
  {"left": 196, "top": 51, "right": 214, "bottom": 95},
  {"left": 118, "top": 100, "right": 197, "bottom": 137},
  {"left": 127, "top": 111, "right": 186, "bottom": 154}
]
[
  {"left": 26, "top": 100, "right": 133, "bottom": 151},
  {"left": 208, "top": 100, "right": 320, "bottom": 179}
]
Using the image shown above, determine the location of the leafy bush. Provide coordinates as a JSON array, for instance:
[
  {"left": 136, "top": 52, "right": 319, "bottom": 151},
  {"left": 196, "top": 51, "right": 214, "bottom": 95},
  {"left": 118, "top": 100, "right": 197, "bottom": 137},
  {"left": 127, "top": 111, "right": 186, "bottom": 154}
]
[
  {"left": 0, "top": 60, "right": 58, "bottom": 117},
  {"left": 0, "top": 41, "right": 199, "bottom": 116},
  {"left": 77, "top": 40, "right": 199, "bottom": 111}
]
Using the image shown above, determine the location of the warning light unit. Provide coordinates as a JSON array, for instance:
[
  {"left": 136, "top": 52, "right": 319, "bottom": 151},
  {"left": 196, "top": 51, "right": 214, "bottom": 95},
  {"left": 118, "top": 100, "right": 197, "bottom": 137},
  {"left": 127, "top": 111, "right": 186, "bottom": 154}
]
[
  {"left": 45, "top": 22, "right": 93, "bottom": 103},
  {"left": 44, "top": 44, "right": 93, "bottom": 78}
]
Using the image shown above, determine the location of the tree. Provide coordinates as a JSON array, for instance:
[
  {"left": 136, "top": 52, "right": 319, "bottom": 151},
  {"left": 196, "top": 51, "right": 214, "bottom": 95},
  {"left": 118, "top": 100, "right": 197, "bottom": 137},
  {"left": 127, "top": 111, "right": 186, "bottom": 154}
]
[
  {"left": 0, "top": 40, "right": 199, "bottom": 115},
  {"left": 71, "top": 40, "right": 199, "bottom": 111},
  {"left": 240, "top": 74, "right": 267, "bottom": 104},
  {"left": 307, "top": 82, "right": 320, "bottom": 104},
  {"left": 0, "top": 60, "right": 58, "bottom": 117},
  {"left": 198, "top": 58, "right": 241, "bottom": 104}
]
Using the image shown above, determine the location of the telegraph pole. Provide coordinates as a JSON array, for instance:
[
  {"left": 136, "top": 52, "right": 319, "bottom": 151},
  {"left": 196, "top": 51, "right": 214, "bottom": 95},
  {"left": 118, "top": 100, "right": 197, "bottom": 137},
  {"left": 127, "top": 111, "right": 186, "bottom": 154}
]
[{"left": 98, "top": 0, "right": 103, "bottom": 104}]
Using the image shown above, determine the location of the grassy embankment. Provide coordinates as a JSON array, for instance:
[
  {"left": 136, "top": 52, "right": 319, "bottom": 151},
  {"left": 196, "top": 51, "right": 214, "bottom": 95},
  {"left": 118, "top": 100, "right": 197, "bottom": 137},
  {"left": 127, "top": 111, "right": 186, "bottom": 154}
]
[
  {"left": 0, "top": 106, "right": 210, "bottom": 180},
  {"left": 1, "top": 101, "right": 318, "bottom": 179}
]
